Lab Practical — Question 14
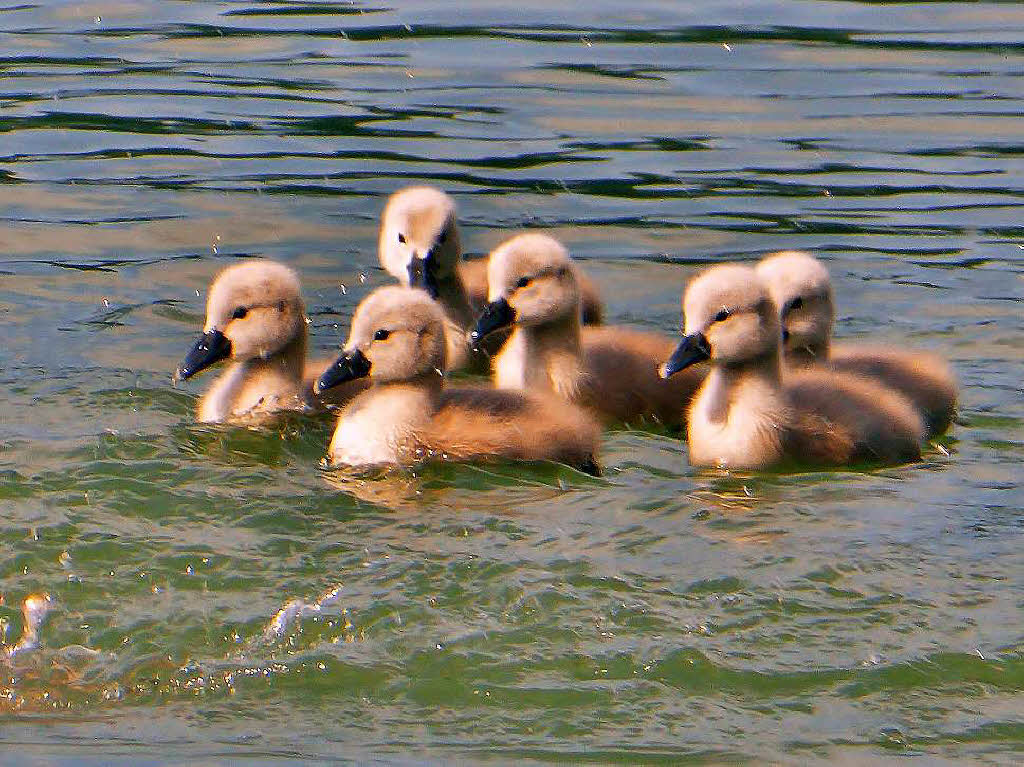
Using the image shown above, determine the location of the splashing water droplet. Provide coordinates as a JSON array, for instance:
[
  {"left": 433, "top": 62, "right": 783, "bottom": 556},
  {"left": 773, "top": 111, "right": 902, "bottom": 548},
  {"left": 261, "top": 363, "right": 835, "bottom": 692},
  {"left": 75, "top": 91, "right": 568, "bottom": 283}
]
[
  {"left": 260, "top": 585, "right": 344, "bottom": 643},
  {"left": 5, "top": 593, "right": 54, "bottom": 659}
]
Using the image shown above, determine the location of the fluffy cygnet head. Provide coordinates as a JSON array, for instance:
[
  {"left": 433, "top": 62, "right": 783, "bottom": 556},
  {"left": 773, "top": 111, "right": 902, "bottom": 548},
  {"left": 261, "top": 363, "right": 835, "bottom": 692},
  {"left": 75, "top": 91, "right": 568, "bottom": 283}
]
[
  {"left": 316, "top": 285, "right": 447, "bottom": 393},
  {"left": 177, "top": 260, "right": 306, "bottom": 380},
  {"left": 378, "top": 186, "right": 461, "bottom": 299},
  {"left": 470, "top": 233, "right": 579, "bottom": 343},
  {"left": 755, "top": 250, "right": 835, "bottom": 359},
  {"left": 661, "top": 264, "right": 780, "bottom": 377}
]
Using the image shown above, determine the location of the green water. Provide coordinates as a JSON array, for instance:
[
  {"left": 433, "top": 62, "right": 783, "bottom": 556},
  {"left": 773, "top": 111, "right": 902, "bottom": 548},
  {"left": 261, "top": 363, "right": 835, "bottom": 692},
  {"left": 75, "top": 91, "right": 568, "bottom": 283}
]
[{"left": 1, "top": 1, "right": 1022, "bottom": 763}]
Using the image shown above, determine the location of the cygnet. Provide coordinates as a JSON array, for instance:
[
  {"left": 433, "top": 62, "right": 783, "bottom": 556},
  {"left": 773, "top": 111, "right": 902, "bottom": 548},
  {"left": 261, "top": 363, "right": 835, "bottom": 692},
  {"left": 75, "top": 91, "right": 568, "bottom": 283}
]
[
  {"left": 661, "top": 264, "right": 926, "bottom": 469},
  {"left": 756, "top": 250, "right": 957, "bottom": 437},
  {"left": 176, "top": 260, "right": 362, "bottom": 422},
  {"left": 315, "top": 285, "right": 601, "bottom": 472},
  {"left": 470, "top": 232, "right": 702, "bottom": 428}
]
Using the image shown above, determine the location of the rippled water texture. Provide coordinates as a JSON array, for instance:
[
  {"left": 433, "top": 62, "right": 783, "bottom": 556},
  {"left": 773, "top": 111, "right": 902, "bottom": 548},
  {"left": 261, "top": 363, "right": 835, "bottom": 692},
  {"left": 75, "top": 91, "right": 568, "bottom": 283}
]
[{"left": 1, "top": 1, "right": 1022, "bottom": 763}]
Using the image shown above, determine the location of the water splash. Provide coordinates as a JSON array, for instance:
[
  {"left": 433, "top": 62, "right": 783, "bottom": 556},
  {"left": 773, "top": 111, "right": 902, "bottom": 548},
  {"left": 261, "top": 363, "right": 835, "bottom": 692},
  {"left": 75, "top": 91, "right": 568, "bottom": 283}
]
[
  {"left": 3, "top": 593, "right": 54, "bottom": 661},
  {"left": 260, "top": 584, "right": 344, "bottom": 644}
]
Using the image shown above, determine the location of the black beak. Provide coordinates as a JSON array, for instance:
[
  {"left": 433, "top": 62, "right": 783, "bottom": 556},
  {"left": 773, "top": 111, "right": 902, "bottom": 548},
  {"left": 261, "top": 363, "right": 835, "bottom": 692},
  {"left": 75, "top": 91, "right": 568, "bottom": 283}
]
[
  {"left": 408, "top": 251, "right": 440, "bottom": 299},
  {"left": 469, "top": 297, "right": 516, "bottom": 348},
  {"left": 314, "top": 348, "right": 372, "bottom": 394},
  {"left": 177, "top": 329, "right": 231, "bottom": 380},
  {"left": 659, "top": 332, "right": 711, "bottom": 379}
]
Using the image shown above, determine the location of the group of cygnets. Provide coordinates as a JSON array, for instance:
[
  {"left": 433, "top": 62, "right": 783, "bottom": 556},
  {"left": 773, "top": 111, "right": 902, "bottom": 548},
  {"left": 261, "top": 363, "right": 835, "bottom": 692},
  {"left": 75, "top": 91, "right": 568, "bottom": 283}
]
[{"left": 175, "top": 185, "right": 957, "bottom": 474}]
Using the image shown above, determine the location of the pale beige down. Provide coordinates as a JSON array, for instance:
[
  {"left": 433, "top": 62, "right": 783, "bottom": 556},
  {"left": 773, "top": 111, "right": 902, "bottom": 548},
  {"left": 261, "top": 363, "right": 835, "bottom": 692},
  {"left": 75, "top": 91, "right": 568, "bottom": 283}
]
[
  {"left": 176, "top": 259, "right": 363, "bottom": 423},
  {"left": 662, "top": 263, "right": 926, "bottom": 470},
  {"left": 476, "top": 232, "right": 701, "bottom": 429},
  {"left": 756, "top": 250, "right": 957, "bottom": 437},
  {"left": 318, "top": 285, "right": 601, "bottom": 472}
]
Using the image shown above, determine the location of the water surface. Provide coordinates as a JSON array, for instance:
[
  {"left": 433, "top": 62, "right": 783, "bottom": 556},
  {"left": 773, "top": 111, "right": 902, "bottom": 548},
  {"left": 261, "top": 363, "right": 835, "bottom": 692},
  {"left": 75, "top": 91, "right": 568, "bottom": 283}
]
[{"left": 1, "top": 1, "right": 1022, "bottom": 764}]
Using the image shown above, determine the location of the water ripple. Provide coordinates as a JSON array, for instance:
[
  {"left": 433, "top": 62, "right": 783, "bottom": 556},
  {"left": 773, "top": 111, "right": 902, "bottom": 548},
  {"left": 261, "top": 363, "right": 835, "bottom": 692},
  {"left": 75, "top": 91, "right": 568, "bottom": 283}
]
[{"left": 0, "top": 0, "right": 1021, "bottom": 763}]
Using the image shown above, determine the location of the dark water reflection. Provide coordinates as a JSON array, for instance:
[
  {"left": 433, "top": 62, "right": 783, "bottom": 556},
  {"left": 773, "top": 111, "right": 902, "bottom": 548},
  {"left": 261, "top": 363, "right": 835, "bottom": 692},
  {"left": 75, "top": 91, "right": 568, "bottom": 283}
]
[{"left": 0, "top": 1, "right": 1022, "bottom": 764}]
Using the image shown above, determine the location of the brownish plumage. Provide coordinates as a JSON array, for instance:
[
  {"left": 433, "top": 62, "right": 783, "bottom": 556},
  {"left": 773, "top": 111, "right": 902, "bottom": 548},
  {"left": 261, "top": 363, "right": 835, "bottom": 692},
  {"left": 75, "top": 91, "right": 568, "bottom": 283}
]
[
  {"left": 176, "top": 260, "right": 363, "bottom": 423},
  {"left": 574, "top": 327, "right": 699, "bottom": 427},
  {"left": 783, "top": 369, "right": 926, "bottom": 466},
  {"left": 828, "top": 347, "right": 956, "bottom": 438},
  {"left": 757, "top": 250, "right": 957, "bottom": 437},
  {"left": 321, "top": 286, "right": 601, "bottom": 473},
  {"left": 480, "top": 233, "right": 702, "bottom": 429},
  {"left": 411, "top": 387, "right": 601, "bottom": 471},
  {"left": 662, "top": 264, "right": 925, "bottom": 470}
]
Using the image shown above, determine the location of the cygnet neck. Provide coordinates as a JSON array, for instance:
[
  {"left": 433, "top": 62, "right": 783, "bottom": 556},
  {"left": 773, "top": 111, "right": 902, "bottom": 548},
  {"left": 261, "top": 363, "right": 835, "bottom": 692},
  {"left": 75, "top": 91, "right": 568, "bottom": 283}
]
[
  {"left": 242, "top": 328, "right": 308, "bottom": 383},
  {"left": 509, "top": 310, "right": 584, "bottom": 394},
  {"left": 787, "top": 337, "right": 830, "bottom": 367},
  {"left": 697, "top": 345, "right": 784, "bottom": 431},
  {"left": 714, "top": 345, "right": 784, "bottom": 390},
  {"left": 436, "top": 272, "right": 475, "bottom": 330},
  {"left": 374, "top": 370, "right": 444, "bottom": 406}
]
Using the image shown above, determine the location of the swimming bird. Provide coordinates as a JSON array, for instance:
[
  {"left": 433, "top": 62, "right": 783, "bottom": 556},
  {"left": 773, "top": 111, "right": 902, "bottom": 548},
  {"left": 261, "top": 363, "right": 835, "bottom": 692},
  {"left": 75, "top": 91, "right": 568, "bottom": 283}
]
[
  {"left": 660, "top": 264, "right": 926, "bottom": 469},
  {"left": 756, "top": 250, "right": 957, "bottom": 437},
  {"left": 314, "top": 285, "right": 601, "bottom": 472},
  {"left": 469, "top": 233, "right": 702, "bottom": 428},
  {"left": 176, "top": 260, "right": 361, "bottom": 423},
  {"left": 378, "top": 185, "right": 475, "bottom": 329}
]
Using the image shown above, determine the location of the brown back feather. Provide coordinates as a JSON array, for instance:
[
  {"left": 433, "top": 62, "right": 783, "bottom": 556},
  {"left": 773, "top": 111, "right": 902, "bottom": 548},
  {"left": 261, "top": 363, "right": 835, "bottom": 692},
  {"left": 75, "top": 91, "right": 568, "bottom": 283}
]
[
  {"left": 416, "top": 386, "right": 601, "bottom": 471},
  {"left": 828, "top": 345, "right": 956, "bottom": 437},
  {"left": 784, "top": 369, "right": 925, "bottom": 465},
  {"left": 579, "top": 327, "right": 705, "bottom": 429}
]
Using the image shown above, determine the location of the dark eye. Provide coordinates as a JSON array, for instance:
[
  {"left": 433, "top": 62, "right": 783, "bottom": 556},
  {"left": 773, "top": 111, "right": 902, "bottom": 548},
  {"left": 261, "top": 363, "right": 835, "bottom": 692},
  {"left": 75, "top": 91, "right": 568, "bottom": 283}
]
[
  {"left": 788, "top": 296, "right": 804, "bottom": 313},
  {"left": 231, "top": 306, "right": 248, "bottom": 320},
  {"left": 397, "top": 233, "right": 406, "bottom": 244},
  {"left": 713, "top": 309, "right": 730, "bottom": 323},
  {"left": 374, "top": 329, "right": 391, "bottom": 341},
  {"left": 515, "top": 276, "right": 532, "bottom": 289}
]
